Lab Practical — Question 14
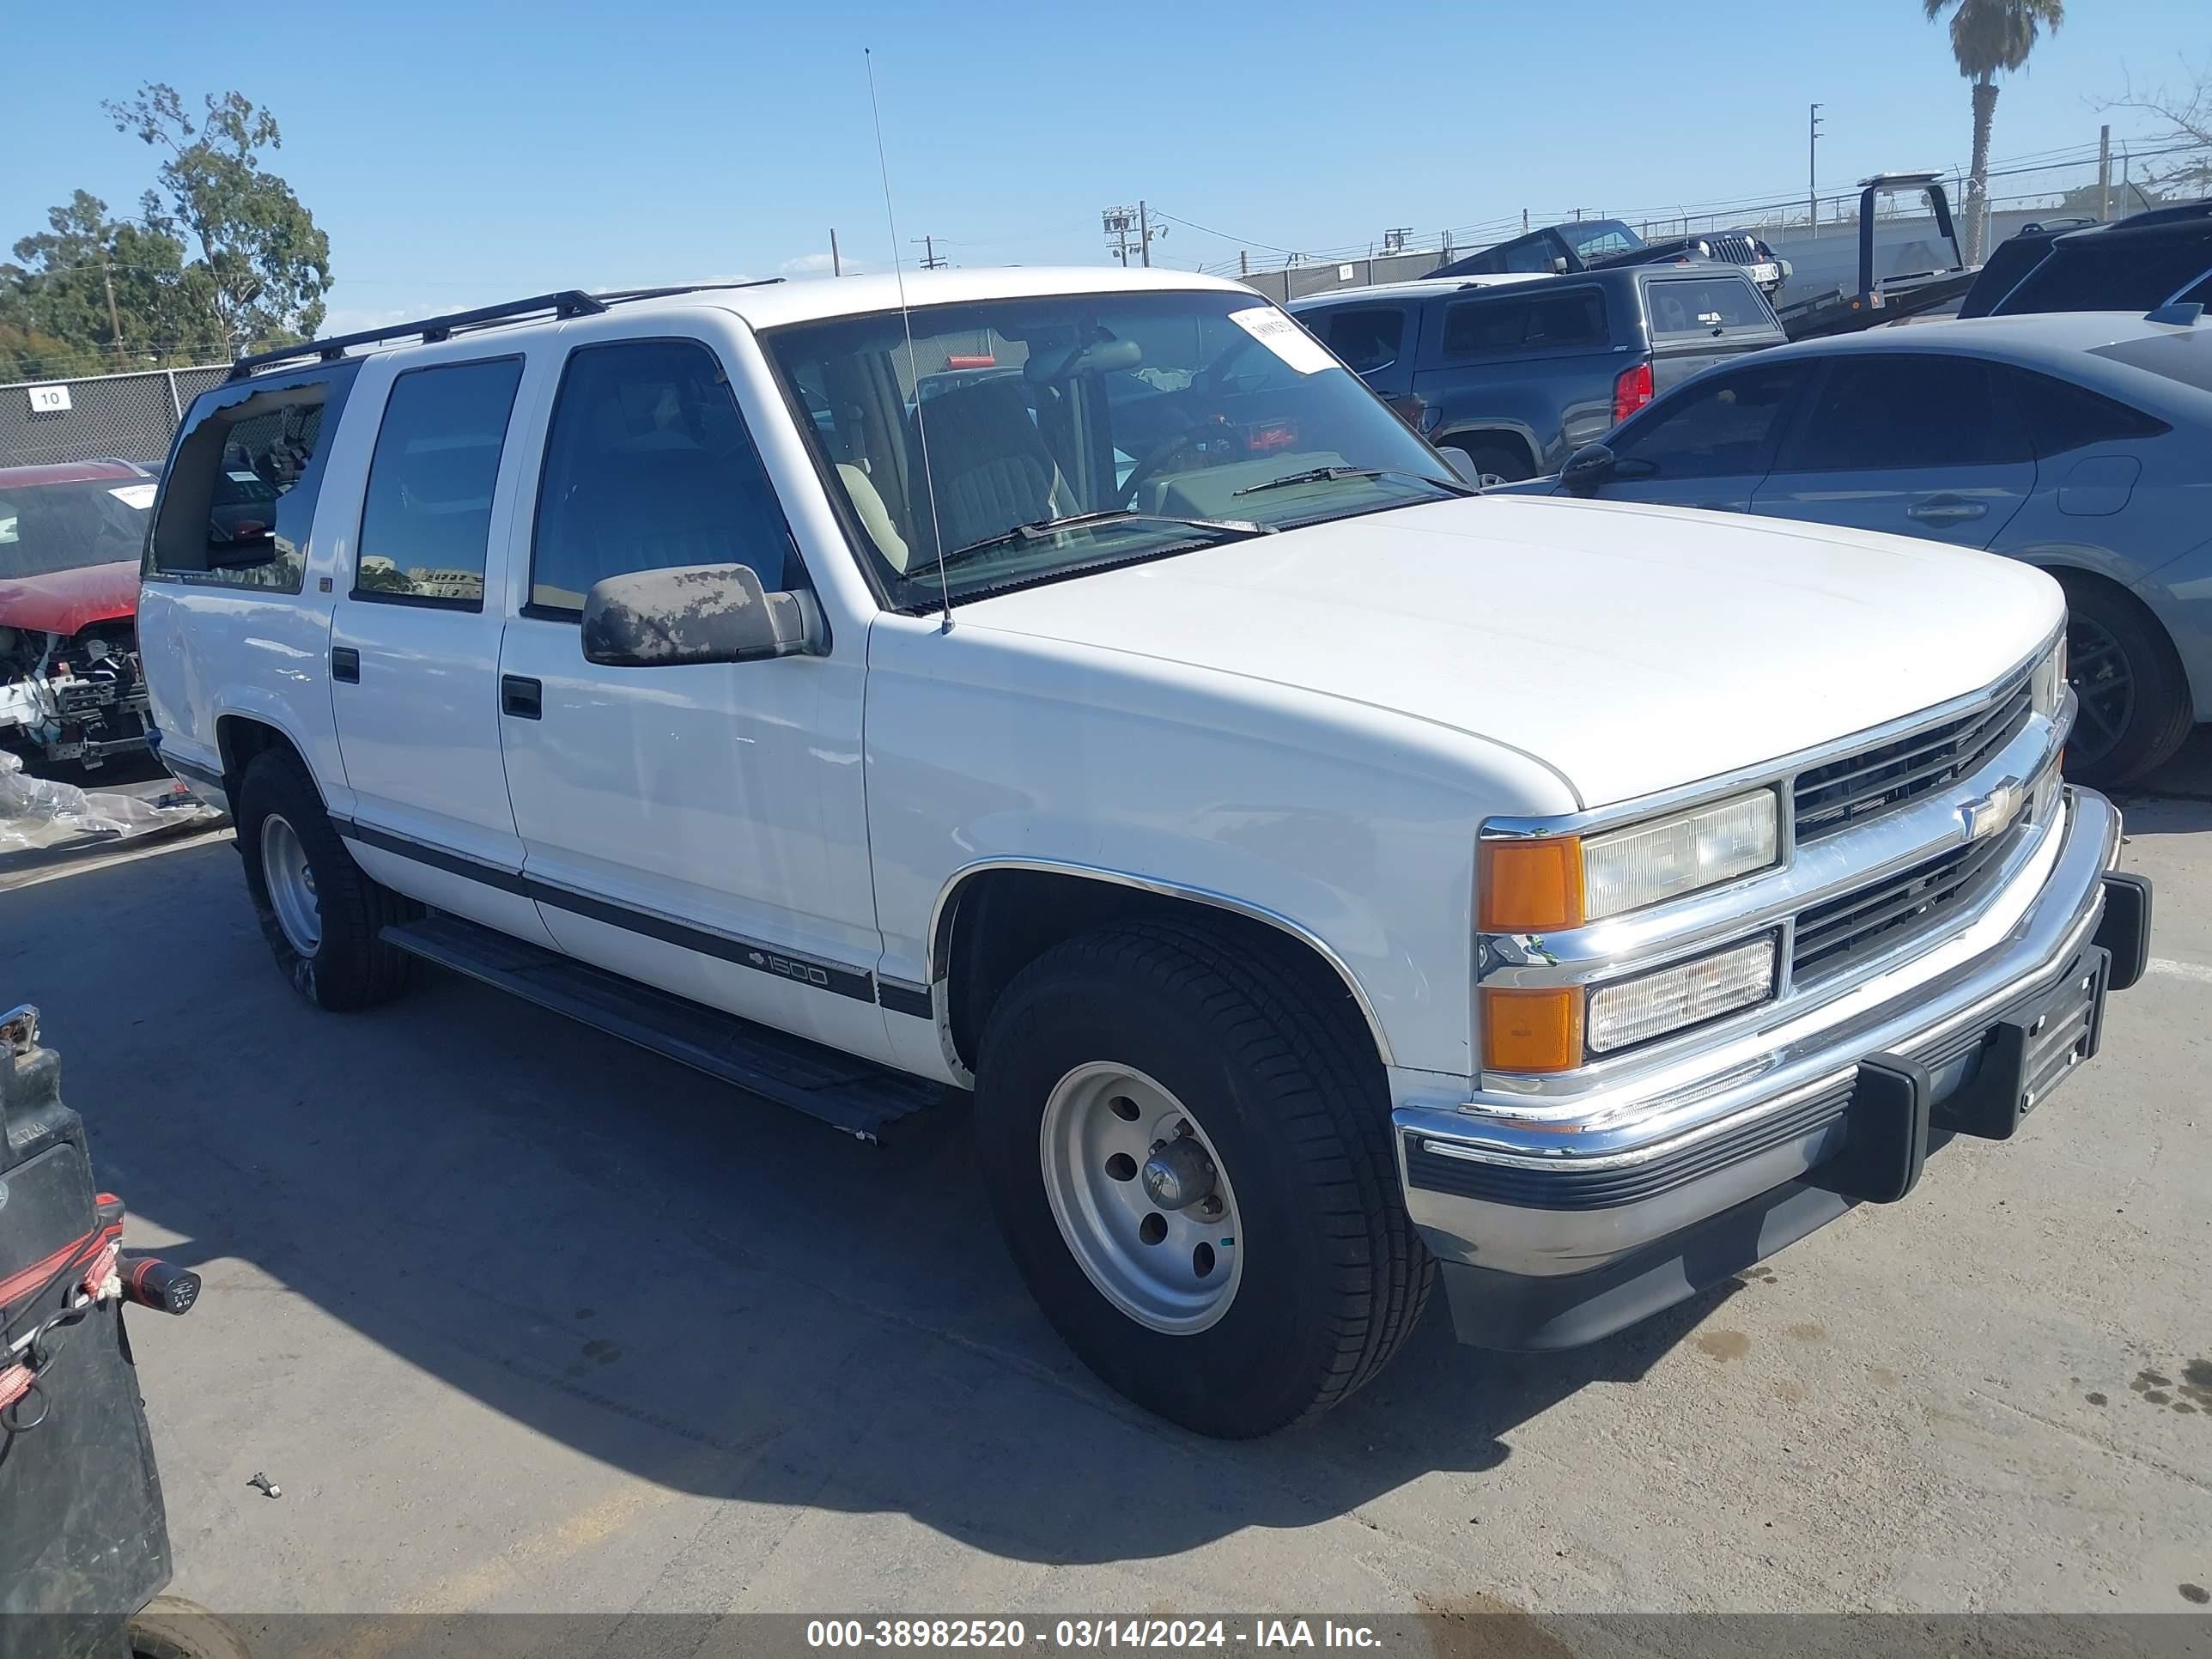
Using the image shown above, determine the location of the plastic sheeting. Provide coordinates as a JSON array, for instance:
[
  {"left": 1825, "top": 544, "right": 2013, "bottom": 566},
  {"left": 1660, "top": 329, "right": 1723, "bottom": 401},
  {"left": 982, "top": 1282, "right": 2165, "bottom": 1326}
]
[{"left": 0, "top": 751, "right": 222, "bottom": 855}]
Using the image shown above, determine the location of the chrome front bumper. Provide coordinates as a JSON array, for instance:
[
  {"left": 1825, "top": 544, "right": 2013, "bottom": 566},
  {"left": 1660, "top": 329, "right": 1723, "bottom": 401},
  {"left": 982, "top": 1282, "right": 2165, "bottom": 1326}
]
[{"left": 1396, "top": 786, "right": 2141, "bottom": 1349}]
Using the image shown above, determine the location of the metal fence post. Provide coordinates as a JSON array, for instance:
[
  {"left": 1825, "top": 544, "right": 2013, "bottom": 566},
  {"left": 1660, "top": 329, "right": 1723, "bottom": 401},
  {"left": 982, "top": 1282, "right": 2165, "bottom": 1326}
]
[{"left": 166, "top": 369, "right": 183, "bottom": 421}]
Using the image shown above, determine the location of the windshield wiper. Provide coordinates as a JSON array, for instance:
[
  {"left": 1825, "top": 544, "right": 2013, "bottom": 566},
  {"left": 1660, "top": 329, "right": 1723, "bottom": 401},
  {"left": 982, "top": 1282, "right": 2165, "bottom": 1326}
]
[
  {"left": 933, "top": 509, "right": 1273, "bottom": 573},
  {"left": 1232, "top": 465, "right": 1474, "bottom": 499}
]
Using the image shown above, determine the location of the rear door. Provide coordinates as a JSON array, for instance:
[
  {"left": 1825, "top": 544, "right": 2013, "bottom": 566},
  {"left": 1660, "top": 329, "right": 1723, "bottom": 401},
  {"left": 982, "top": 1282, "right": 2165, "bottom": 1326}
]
[
  {"left": 1579, "top": 354, "right": 1820, "bottom": 512},
  {"left": 1641, "top": 271, "right": 1784, "bottom": 395},
  {"left": 1751, "top": 352, "right": 2034, "bottom": 548},
  {"left": 325, "top": 350, "right": 561, "bottom": 945},
  {"left": 1304, "top": 304, "right": 1415, "bottom": 400}
]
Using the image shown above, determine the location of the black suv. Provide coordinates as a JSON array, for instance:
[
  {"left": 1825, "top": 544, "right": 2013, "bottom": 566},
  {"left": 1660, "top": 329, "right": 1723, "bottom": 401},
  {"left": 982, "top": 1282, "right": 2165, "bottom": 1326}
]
[
  {"left": 1431, "top": 217, "right": 1790, "bottom": 300},
  {"left": 1960, "top": 198, "right": 2212, "bottom": 318},
  {"left": 1290, "top": 267, "right": 1784, "bottom": 483}
]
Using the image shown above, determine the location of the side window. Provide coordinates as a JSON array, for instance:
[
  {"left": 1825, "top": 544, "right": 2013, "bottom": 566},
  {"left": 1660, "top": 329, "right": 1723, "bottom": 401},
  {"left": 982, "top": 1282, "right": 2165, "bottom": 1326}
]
[
  {"left": 1316, "top": 307, "right": 1406, "bottom": 374},
  {"left": 1646, "top": 276, "right": 1771, "bottom": 336},
  {"left": 1502, "top": 239, "right": 1559, "bottom": 274},
  {"left": 1612, "top": 360, "right": 1814, "bottom": 478},
  {"left": 1782, "top": 355, "right": 2032, "bottom": 471},
  {"left": 531, "top": 339, "right": 796, "bottom": 616},
  {"left": 2000, "top": 366, "right": 2170, "bottom": 457},
  {"left": 1442, "top": 289, "right": 1603, "bottom": 356},
  {"left": 148, "top": 369, "right": 356, "bottom": 592},
  {"left": 353, "top": 357, "right": 524, "bottom": 608}
]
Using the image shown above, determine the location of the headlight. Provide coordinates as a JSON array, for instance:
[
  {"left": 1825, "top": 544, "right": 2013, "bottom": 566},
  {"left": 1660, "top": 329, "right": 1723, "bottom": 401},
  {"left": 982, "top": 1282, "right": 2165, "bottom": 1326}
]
[
  {"left": 2031, "top": 635, "right": 2068, "bottom": 722},
  {"left": 1480, "top": 789, "right": 1781, "bottom": 931},
  {"left": 1585, "top": 935, "right": 1778, "bottom": 1055},
  {"left": 1580, "top": 791, "right": 1780, "bottom": 921}
]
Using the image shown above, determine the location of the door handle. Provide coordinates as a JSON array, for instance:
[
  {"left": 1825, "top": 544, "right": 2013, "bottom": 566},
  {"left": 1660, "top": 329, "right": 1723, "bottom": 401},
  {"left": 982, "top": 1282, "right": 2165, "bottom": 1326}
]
[
  {"left": 501, "top": 675, "right": 543, "bottom": 720},
  {"left": 1905, "top": 497, "right": 1986, "bottom": 525},
  {"left": 331, "top": 647, "right": 360, "bottom": 684}
]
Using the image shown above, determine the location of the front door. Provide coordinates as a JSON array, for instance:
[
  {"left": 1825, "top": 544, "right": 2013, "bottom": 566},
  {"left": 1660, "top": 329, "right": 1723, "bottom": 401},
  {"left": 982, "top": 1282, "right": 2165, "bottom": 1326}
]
[
  {"left": 1752, "top": 353, "right": 2035, "bottom": 549},
  {"left": 495, "top": 331, "right": 889, "bottom": 1060}
]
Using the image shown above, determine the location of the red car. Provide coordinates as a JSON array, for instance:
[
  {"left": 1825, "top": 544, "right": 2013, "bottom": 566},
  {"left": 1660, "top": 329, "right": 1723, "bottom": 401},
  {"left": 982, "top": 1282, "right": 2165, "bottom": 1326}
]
[{"left": 0, "top": 460, "right": 159, "bottom": 769}]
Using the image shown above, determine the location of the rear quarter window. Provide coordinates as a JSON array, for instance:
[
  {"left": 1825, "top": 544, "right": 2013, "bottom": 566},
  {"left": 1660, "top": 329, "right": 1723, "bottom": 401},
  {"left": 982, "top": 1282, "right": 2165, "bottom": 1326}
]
[
  {"left": 1645, "top": 275, "right": 1774, "bottom": 336},
  {"left": 1440, "top": 287, "right": 1607, "bottom": 357},
  {"left": 2086, "top": 334, "right": 2212, "bottom": 398}
]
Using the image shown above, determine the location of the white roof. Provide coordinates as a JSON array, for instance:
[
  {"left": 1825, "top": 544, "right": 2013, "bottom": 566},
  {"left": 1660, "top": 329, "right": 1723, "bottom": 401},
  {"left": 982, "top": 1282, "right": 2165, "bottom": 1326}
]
[
  {"left": 1285, "top": 274, "right": 1553, "bottom": 310},
  {"left": 641, "top": 264, "right": 1257, "bottom": 331}
]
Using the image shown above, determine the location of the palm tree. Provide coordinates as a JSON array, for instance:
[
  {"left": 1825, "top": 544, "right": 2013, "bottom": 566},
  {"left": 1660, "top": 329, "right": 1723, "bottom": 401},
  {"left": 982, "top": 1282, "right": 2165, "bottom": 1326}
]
[{"left": 1923, "top": 0, "right": 2066, "bottom": 262}]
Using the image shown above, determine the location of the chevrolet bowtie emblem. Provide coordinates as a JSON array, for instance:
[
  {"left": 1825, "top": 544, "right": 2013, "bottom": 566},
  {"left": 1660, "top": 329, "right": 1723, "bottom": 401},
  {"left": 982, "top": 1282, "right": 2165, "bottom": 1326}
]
[{"left": 1961, "top": 777, "right": 2024, "bottom": 842}]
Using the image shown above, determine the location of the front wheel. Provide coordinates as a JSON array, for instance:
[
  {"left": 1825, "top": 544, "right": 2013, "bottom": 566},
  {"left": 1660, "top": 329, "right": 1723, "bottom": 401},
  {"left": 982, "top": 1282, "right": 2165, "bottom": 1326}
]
[
  {"left": 974, "top": 921, "right": 1431, "bottom": 1437},
  {"left": 128, "top": 1595, "right": 254, "bottom": 1659}
]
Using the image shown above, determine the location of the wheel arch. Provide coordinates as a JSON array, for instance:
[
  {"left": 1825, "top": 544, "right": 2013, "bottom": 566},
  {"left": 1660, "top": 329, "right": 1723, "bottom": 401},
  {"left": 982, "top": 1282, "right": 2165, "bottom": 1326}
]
[
  {"left": 215, "top": 710, "right": 317, "bottom": 801},
  {"left": 928, "top": 860, "right": 1396, "bottom": 1077},
  {"left": 1431, "top": 424, "right": 1540, "bottom": 478}
]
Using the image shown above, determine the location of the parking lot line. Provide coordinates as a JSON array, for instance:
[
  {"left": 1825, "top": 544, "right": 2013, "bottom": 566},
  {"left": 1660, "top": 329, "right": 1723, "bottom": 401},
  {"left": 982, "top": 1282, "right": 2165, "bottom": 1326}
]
[{"left": 2145, "top": 957, "right": 2212, "bottom": 985}]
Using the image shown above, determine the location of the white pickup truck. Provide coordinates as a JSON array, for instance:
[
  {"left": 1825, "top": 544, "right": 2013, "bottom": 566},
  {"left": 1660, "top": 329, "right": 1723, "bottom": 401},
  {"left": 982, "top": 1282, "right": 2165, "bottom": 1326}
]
[{"left": 137, "top": 267, "right": 2149, "bottom": 1437}]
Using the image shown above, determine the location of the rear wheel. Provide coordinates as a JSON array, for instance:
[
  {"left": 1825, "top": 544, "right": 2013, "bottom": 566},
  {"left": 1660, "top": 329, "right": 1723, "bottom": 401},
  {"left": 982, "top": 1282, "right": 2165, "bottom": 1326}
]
[
  {"left": 128, "top": 1595, "right": 254, "bottom": 1659},
  {"left": 2060, "top": 578, "right": 2193, "bottom": 788},
  {"left": 235, "top": 747, "right": 417, "bottom": 1010},
  {"left": 974, "top": 921, "right": 1431, "bottom": 1437},
  {"left": 1442, "top": 439, "right": 1532, "bottom": 489}
]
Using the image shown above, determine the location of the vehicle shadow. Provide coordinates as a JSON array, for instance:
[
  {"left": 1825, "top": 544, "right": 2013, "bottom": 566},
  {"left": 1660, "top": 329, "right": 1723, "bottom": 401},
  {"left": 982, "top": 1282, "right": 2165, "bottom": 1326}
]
[
  {"left": 2108, "top": 727, "right": 2212, "bottom": 836},
  {"left": 15, "top": 842, "right": 1730, "bottom": 1569}
]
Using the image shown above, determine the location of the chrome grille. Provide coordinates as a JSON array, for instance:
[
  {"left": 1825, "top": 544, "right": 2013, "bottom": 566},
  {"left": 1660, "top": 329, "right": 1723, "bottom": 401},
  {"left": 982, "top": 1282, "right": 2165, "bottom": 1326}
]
[
  {"left": 1790, "top": 809, "right": 2028, "bottom": 985},
  {"left": 1793, "top": 677, "right": 2033, "bottom": 842},
  {"left": 1710, "top": 233, "right": 1758, "bottom": 264}
]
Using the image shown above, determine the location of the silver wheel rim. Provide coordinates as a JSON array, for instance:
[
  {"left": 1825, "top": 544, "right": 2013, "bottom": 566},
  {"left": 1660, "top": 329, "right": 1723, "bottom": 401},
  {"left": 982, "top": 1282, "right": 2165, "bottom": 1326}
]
[
  {"left": 1039, "top": 1062, "right": 1243, "bottom": 1334},
  {"left": 259, "top": 813, "right": 321, "bottom": 957}
]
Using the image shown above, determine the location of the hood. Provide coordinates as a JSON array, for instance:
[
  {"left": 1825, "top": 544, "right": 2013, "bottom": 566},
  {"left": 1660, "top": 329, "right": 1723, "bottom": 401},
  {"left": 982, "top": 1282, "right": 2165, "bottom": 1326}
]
[
  {"left": 957, "top": 495, "right": 2062, "bottom": 808},
  {"left": 0, "top": 561, "right": 141, "bottom": 638}
]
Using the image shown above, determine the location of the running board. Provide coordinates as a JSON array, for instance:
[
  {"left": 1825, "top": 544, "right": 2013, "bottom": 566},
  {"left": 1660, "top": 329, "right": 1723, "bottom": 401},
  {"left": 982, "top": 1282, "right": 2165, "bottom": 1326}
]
[{"left": 380, "top": 913, "right": 945, "bottom": 1140}]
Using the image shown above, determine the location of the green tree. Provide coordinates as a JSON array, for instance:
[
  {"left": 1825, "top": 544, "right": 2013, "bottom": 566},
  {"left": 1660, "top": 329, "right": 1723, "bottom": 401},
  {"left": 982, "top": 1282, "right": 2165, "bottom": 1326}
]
[
  {"left": 103, "top": 83, "right": 331, "bottom": 353},
  {"left": 0, "top": 191, "right": 219, "bottom": 374},
  {"left": 1923, "top": 0, "right": 2067, "bottom": 261}
]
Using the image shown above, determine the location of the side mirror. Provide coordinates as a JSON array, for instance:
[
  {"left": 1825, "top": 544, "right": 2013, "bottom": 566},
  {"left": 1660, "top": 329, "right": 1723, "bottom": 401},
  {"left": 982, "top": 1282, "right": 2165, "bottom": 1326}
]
[
  {"left": 1550, "top": 255, "right": 1571, "bottom": 275},
  {"left": 581, "top": 562, "right": 818, "bottom": 668},
  {"left": 1442, "top": 447, "right": 1488, "bottom": 488},
  {"left": 1559, "top": 443, "right": 1618, "bottom": 495}
]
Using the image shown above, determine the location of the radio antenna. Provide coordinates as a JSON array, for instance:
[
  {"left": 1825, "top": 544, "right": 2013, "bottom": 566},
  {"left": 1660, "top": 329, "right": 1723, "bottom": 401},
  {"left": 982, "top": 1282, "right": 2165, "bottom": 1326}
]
[{"left": 865, "top": 47, "right": 951, "bottom": 632}]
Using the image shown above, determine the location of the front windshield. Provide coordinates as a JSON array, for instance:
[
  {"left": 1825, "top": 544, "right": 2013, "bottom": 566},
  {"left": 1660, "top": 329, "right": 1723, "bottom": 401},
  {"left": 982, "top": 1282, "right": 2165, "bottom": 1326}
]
[
  {"left": 0, "top": 477, "right": 155, "bottom": 581},
  {"left": 763, "top": 289, "right": 1463, "bottom": 605}
]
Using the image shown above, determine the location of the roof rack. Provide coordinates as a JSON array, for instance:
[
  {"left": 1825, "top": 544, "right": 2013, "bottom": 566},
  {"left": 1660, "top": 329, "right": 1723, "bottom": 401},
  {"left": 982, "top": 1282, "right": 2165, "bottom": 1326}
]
[{"left": 226, "top": 280, "right": 786, "bottom": 380}]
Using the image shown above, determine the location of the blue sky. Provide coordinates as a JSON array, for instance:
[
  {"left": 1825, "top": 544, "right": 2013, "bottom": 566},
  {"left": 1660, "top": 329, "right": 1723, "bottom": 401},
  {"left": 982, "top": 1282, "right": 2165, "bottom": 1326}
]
[{"left": 7, "top": 0, "right": 2203, "bottom": 336}]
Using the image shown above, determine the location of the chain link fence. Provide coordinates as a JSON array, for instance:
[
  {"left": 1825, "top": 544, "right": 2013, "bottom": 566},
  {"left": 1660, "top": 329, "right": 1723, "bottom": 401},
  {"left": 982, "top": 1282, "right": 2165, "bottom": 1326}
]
[{"left": 0, "top": 364, "right": 229, "bottom": 471}]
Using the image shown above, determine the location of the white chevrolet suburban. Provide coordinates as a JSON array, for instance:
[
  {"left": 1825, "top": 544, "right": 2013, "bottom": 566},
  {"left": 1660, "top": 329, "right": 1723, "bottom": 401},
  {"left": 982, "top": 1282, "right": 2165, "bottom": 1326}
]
[{"left": 137, "top": 268, "right": 2150, "bottom": 1437}]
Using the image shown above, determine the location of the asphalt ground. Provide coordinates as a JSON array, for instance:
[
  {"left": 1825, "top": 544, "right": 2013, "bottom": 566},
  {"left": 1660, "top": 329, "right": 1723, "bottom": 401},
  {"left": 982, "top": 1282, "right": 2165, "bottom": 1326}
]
[{"left": 4, "top": 738, "right": 2209, "bottom": 1653}]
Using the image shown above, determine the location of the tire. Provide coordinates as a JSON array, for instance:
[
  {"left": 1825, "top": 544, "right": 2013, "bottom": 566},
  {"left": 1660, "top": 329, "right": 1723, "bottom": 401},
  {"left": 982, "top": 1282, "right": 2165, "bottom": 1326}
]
[
  {"left": 234, "top": 747, "right": 416, "bottom": 1011},
  {"left": 2059, "top": 577, "right": 2194, "bottom": 789},
  {"left": 1442, "top": 439, "right": 1532, "bottom": 489},
  {"left": 974, "top": 921, "right": 1431, "bottom": 1437},
  {"left": 128, "top": 1594, "right": 255, "bottom": 1659}
]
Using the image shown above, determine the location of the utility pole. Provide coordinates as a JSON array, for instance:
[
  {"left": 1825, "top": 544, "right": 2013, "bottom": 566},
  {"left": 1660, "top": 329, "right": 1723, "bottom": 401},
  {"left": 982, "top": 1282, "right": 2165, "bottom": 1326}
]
[
  {"left": 830, "top": 228, "right": 842, "bottom": 276},
  {"left": 2097, "top": 125, "right": 2112, "bottom": 222},
  {"left": 1808, "top": 103, "right": 1823, "bottom": 232},
  {"left": 1138, "top": 200, "right": 1152, "bottom": 267},
  {"left": 101, "top": 255, "right": 125, "bottom": 368},
  {"left": 1381, "top": 227, "right": 1412, "bottom": 256},
  {"left": 1102, "top": 205, "right": 1136, "bottom": 265},
  {"left": 913, "top": 234, "right": 947, "bottom": 270}
]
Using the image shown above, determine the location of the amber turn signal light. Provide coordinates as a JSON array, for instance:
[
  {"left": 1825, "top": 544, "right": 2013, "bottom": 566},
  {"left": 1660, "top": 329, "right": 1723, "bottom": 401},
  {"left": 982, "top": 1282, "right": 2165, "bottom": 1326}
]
[
  {"left": 1481, "top": 987, "right": 1584, "bottom": 1073},
  {"left": 1479, "top": 837, "right": 1584, "bottom": 933}
]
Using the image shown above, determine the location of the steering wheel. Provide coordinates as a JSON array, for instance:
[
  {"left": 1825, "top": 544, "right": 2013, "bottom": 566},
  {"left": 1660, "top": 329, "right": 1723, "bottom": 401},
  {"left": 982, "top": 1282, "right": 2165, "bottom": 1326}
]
[{"left": 1113, "top": 426, "right": 1208, "bottom": 510}]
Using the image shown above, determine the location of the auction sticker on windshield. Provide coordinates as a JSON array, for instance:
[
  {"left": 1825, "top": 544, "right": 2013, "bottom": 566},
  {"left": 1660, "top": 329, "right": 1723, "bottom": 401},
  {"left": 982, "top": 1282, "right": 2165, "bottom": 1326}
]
[
  {"left": 1227, "top": 307, "right": 1336, "bottom": 375},
  {"left": 109, "top": 483, "right": 158, "bottom": 510}
]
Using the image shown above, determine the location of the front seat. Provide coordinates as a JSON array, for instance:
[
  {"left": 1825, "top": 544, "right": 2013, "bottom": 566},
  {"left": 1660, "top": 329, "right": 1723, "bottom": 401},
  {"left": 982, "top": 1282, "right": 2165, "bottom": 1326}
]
[{"left": 908, "top": 375, "right": 1075, "bottom": 556}]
